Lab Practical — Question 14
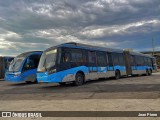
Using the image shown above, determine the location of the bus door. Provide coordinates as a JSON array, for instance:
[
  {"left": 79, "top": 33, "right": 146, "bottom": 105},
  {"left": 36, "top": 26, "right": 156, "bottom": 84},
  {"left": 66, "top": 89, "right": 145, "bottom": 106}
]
[
  {"left": 21, "top": 55, "right": 40, "bottom": 82},
  {"left": 88, "top": 51, "right": 98, "bottom": 80},
  {"left": 107, "top": 53, "right": 114, "bottom": 71},
  {"left": 21, "top": 57, "right": 36, "bottom": 82}
]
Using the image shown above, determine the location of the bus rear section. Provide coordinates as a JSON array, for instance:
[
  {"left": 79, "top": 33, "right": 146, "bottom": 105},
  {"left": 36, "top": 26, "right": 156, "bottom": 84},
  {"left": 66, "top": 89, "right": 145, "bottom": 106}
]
[
  {"left": 0, "top": 56, "right": 14, "bottom": 79},
  {"left": 37, "top": 42, "right": 127, "bottom": 86},
  {"left": 5, "top": 51, "right": 42, "bottom": 83},
  {"left": 124, "top": 51, "right": 156, "bottom": 76}
]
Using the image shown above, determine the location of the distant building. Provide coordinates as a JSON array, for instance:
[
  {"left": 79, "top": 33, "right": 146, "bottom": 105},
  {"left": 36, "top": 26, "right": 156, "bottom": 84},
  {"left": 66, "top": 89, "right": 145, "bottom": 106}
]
[
  {"left": 0, "top": 56, "right": 14, "bottom": 79},
  {"left": 141, "top": 51, "right": 160, "bottom": 68}
]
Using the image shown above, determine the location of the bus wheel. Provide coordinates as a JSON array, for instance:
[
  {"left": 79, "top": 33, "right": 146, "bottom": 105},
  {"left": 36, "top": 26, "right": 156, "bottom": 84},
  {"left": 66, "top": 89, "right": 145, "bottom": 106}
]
[
  {"left": 146, "top": 70, "right": 149, "bottom": 76},
  {"left": 74, "top": 73, "right": 84, "bottom": 86},
  {"left": 148, "top": 69, "right": 152, "bottom": 76},
  {"left": 115, "top": 70, "right": 120, "bottom": 80}
]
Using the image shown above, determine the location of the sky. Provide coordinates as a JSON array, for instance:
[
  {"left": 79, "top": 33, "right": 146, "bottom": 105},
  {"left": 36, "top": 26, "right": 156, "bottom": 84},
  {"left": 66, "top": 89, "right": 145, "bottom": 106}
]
[{"left": 0, "top": 0, "right": 160, "bottom": 56}]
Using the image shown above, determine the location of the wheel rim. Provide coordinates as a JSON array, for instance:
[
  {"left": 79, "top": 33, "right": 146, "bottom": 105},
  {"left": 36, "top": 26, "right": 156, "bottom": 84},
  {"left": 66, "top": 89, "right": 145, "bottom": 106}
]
[
  {"left": 76, "top": 75, "right": 83, "bottom": 85},
  {"left": 115, "top": 71, "right": 119, "bottom": 79}
]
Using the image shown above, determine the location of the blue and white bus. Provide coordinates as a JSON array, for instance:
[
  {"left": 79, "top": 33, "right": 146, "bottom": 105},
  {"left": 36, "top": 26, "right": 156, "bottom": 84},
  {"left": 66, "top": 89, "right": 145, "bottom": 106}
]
[
  {"left": 0, "top": 56, "right": 14, "bottom": 79},
  {"left": 5, "top": 51, "right": 42, "bottom": 83},
  {"left": 37, "top": 42, "right": 156, "bottom": 86}
]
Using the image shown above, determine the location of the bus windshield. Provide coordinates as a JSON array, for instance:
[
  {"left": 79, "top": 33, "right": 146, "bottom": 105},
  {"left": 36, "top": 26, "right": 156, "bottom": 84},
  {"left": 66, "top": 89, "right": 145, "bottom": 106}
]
[
  {"left": 38, "top": 49, "right": 57, "bottom": 72},
  {"left": 8, "top": 57, "right": 25, "bottom": 72}
]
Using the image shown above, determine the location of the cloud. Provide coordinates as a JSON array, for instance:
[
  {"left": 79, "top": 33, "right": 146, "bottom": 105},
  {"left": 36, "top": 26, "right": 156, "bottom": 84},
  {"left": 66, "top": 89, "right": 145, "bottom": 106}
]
[
  {"left": 0, "top": 0, "right": 160, "bottom": 56},
  {"left": 80, "top": 19, "right": 160, "bottom": 39}
]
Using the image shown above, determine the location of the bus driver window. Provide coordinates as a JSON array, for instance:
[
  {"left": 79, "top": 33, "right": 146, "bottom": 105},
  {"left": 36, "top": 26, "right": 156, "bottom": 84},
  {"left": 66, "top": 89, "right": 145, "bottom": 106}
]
[{"left": 63, "top": 52, "right": 71, "bottom": 62}]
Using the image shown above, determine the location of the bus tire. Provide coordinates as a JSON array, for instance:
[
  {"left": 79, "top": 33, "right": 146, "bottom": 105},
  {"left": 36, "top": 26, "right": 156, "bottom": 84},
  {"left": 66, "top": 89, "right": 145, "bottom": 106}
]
[
  {"left": 74, "top": 73, "right": 84, "bottom": 86},
  {"left": 146, "top": 69, "right": 149, "bottom": 76},
  {"left": 148, "top": 69, "right": 152, "bottom": 76},
  {"left": 115, "top": 70, "right": 120, "bottom": 80}
]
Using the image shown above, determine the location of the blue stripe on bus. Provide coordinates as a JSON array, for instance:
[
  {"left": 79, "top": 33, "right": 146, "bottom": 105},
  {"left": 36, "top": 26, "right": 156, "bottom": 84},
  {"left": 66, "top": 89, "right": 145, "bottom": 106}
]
[
  {"left": 131, "top": 66, "right": 153, "bottom": 70},
  {"left": 37, "top": 66, "right": 89, "bottom": 83},
  {"left": 5, "top": 69, "right": 37, "bottom": 82},
  {"left": 37, "top": 66, "right": 126, "bottom": 83}
]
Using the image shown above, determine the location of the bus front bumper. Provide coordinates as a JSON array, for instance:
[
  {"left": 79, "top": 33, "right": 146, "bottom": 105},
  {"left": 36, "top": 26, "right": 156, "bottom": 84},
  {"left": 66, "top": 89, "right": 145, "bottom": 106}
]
[
  {"left": 37, "top": 72, "right": 62, "bottom": 83},
  {"left": 5, "top": 72, "right": 23, "bottom": 82}
]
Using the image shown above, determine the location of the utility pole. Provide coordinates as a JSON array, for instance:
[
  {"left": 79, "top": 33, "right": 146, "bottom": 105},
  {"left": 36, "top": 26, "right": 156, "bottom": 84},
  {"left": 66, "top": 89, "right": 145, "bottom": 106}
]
[{"left": 152, "top": 38, "right": 155, "bottom": 57}]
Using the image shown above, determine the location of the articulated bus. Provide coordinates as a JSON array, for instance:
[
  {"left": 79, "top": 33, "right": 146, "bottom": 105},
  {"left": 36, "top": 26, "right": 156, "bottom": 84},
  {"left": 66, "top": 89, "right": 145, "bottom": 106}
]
[
  {"left": 0, "top": 56, "right": 14, "bottom": 79},
  {"left": 37, "top": 42, "right": 156, "bottom": 86},
  {"left": 5, "top": 51, "right": 42, "bottom": 83}
]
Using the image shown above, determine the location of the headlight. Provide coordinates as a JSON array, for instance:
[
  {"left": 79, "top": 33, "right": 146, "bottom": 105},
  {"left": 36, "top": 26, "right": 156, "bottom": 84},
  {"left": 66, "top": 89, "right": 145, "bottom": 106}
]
[{"left": 14, "top": 72, "right": 21, "bottom": 77}]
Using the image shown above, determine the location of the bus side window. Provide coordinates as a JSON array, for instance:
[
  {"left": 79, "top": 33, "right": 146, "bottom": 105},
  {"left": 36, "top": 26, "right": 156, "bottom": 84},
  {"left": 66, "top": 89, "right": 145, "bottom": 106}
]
[
  {"left": 88, "top": 51, "right": 96, "bottom": 65},
  {"left": 97, "top": 52, "right": 107, "bottom": 66},
  {"left": 118, "top": 53, "right": 125, "bottom": 66},
  {"left": 63, "top": 52, "right": 71, "bottom": 63},
  {"left": 135, "top": 56, "right": 141, "bottom": 66},
  {"left": 23, "top": 54, "right": 41, "bottom": 72},
  {"left": 33, "top": 55, "right": 41, "bottom": 68},
  {"left": 130, "top": 55, "right": 136, "bottom": 66},
  {"left": 149, "top": 58, "right": 152, "bottom": 67},
  {"left": 70, "top": 48, "right": 83, "bottom": 63},
  {"left": 107, "top": 53, "right": 113, "bottom": 66},
  {"left": 23, "top": 58, "right": 35, "bottom": 71},
  {"left": 112, "top": 53, "right": 119, "bottom": 66}
]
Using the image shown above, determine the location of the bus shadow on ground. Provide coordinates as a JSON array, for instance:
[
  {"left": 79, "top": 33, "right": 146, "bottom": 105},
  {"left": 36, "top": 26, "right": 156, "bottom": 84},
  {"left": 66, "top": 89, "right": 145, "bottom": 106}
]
[
  {"left": 41, "top": 83, "right": 76, "bottom": 89},
  {"left": 41, "top": 78, "right": 115, "bottom": 89},
  {"left": 40, "top": 76, "right": 132, "bottom": 90},
  {"left": 40, "top": 83, "right": 160, "bottom": 93},
  {"left": 7, "top": 82, "right": 37, "bottom": 86}
]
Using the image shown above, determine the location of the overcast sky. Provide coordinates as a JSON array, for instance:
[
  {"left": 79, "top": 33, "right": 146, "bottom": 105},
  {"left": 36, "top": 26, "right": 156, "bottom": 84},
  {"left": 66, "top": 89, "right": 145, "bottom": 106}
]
[{"left": 0, "top": 0, "right": 160, "bottom": 56}]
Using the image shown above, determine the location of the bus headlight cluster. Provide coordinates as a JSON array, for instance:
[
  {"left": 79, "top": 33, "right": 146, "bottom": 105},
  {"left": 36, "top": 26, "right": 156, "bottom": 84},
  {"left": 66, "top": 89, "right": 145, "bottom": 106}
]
[{"left": 14, "top": 72, "right": 21, "bottom": 77}]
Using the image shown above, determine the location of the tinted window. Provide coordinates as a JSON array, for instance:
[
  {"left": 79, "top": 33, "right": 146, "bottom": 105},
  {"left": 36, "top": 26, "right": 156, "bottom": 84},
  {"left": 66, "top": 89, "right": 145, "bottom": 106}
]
[
  {"left": 108, "top": 53, "right": 113, "bottom": 66},
  {"left": 135, "top": 56, "right": 144, "bottom": 66},
  {"left": 88, "top": 51, "right": 96, "bottom": 64},
  {"left": 62, "top": 51, "right": 71, "bottom": 63},
  {"left": 97, "top": 52, "right": 107, "bottom": 66},
  {"left": 70, "top": 49, "right": 83, "bottom": 63},
  {"left": 130, "top": 55, "right": 136, "bottom": 66},
  {"left": 146, "top": 58, "right": 152, "bottom": 66},
  {"left": 61, "top": 48, "right": 87, "bottom": 64},
  {"left": 118, "top": 54, "right": 125, "bottom": 66},
  {"left": 144, "top": 57, "right": 148, "bottom": 66},
  {"left": 23, "top": 54, "right": 41, "bottom": 71},
  {"left": 112, "top": 53, "right": 119, "bottom": 65}
]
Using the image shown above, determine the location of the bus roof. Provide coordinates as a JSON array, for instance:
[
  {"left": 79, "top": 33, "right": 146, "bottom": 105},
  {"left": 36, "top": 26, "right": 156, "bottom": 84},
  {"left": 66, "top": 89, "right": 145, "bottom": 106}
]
[
  {"left": 129, "top": 51, "right": 153, "bottom": 58},
  {"left": 46, "top": 42, "right": 154, "bottom": 58},
  {"left": 17, "top": 51, "right": 43, "bottom": 57},
  {"left": 47, "top": 42, "right": 124, "bottom": 53}
]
